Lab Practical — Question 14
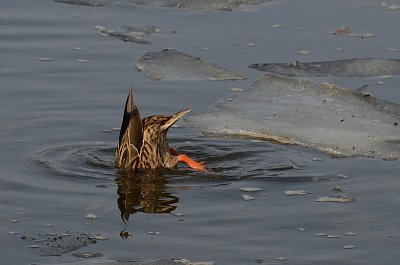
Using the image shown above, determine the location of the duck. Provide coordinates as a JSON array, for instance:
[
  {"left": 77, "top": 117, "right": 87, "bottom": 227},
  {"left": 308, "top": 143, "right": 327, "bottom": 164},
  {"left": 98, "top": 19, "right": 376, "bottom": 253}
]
[{"left": 115, "top": 88, "right": 206, "bottom": 171}]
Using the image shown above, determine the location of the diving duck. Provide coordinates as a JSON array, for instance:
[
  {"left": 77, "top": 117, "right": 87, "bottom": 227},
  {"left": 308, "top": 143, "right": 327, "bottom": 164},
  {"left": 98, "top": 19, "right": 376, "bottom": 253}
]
[{"left": 115, "top": 89, "right": 206, "bottom": 171}]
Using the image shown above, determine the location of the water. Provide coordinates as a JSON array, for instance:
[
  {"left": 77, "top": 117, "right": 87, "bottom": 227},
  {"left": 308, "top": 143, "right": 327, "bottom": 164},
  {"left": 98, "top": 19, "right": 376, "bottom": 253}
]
[{"left": 1, "top": 0, "right": 400, "bottom": 264}]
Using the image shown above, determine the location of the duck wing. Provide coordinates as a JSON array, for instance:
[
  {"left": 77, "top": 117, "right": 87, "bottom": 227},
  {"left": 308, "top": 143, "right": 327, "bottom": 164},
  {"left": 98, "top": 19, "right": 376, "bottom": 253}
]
[{"left": 115, "top": 88, "right": 143, "bottom": 169}]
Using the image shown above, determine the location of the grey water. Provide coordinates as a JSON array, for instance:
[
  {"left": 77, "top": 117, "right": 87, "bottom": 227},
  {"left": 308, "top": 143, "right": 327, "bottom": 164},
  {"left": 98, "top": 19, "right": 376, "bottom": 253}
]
[{"left": 1, "top": 0, "right": 400, "bottom": 264}]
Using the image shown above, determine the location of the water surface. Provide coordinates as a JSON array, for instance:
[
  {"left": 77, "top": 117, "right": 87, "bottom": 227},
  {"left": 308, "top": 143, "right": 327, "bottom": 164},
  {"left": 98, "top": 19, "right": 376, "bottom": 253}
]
[{"left": 1, "top": 0, "right": 400, "bottom": 264}]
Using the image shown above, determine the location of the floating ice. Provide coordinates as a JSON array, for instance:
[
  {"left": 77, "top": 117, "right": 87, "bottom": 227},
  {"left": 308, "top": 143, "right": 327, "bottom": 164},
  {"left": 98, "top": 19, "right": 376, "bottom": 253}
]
[
  {"left": 249, "top": 58, "right": 400, "bottom": 77},
  {"left": 85, "top": 213, "right": 98, "bottom": 219},
  {"left": 240, "top": 187, "right": 263, "bottom": 192},
  {"left": 95, "top": 25, "right": 154, "bottom": 45},
  {"left": 284, "top": 190, "right": 311, "bottom": 196},
  {"left": 191, "top": 73, "right": 400, "bottom": 159},
  {"left": 136, "top": 49, "right": 244, "bottom": 81},
  {"left": 381, "top": 3, "right": 400, "bottom": 10},
  {"left": 131, "top": 0, "right": 271, "bottom": 11},
  {"left": 315, "top": 197, "right": 354, "bottom": 203},
  {"left": 55, "top": 0, "right": 271, "bottom": 11},
  {"left": 241, "top": 194, "right": 255, "bottom": 201},
  {"left": 72, "top": 252, "right": 103, "bottom": 258},
  {"left": 330, "top": 27, "right": 376, "bottom": 38},
  {"left": 55, "top": 0, "right": 105, "bottom": 6},
  {"left": 44, "top": 258, "right": 215, "bottom": 265},
  {"left": 343, "top": 245, "right": 357, "bottom": 249}
]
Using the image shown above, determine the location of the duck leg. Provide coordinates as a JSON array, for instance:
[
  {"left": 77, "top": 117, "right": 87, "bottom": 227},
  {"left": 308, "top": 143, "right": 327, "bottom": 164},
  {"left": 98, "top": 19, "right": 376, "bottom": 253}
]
[{"left": 170, "top": 148, "right": 206, "bottom": 171}]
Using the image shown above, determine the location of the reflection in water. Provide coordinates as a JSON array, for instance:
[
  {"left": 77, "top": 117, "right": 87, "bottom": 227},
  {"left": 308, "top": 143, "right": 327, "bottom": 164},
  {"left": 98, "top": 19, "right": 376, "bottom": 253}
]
[{"left": 115, "top": 170, "right": 179, "bottom": 229}]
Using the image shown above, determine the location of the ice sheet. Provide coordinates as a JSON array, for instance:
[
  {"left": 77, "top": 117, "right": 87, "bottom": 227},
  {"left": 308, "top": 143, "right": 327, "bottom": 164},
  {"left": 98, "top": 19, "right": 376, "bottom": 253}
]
[
  {"left": 249, "top": 58, "right": 400, "bottom": 77},
  {"left": 136, "top": 49, "right": 245, "bottom": 81},
  {"left": 191, "top": 73, "right": 400, "bottom": 159},
  {"left": 55, "top": 0, "right": 271, "bottom": 11}
]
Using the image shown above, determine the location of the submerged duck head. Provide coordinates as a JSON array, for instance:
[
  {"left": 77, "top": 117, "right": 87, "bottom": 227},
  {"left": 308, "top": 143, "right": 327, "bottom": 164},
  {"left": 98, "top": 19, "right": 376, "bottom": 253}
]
[
  {"left": 142, "top": 109, "right": 190, "bottom": 148},
  {"left": 115, "top": 88, "right": 204, "bottom": 171}
]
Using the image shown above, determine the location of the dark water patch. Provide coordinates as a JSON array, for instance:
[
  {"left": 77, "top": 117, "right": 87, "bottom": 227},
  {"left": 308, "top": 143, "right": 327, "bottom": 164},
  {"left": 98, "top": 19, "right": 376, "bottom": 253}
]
[
  {"left": 249, "top": 58, "right": 400, "bottom": 77},
  {"left": 136, "top": 49, "right": 245, "bottom": 81},
  {"left": 21, "top": 231, "right": 105, "bottom": 256}
]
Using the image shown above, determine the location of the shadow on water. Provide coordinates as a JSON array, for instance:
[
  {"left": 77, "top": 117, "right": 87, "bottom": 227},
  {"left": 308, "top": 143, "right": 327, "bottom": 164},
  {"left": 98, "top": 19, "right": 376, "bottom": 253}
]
[
  {"left": 116, "top": 171, "right": 178, "bottom": 220},
  {"left": 115, "top": 169, "right": 179, "bottom": 238}
]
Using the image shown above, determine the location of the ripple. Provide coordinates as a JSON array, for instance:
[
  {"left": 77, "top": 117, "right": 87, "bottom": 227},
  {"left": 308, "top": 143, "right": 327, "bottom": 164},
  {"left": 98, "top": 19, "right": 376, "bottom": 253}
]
[
  {"left": 30, "top": 137, "right": 325, "bottom": 188},
  {"left": 170, "top": 137, "right": 324, "bottom": 182},
  {"left": 34, "top": 143, "right": 117, "bottom": 182}
]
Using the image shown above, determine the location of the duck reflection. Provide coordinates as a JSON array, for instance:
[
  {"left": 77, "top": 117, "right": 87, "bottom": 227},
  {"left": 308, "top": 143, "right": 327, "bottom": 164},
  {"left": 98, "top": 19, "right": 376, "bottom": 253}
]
[{"left": 115, "top": 170, "right": 179, "bottom": 223}]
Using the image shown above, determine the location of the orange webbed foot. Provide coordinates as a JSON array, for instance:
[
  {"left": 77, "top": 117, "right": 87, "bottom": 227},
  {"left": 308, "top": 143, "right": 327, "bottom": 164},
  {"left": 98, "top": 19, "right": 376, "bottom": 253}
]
[
  {"left": 170, "top": 148, "right": 206, "bottom": 171},
  {"left": 178, "top": 154, "right": 207, "bottom": 171}
]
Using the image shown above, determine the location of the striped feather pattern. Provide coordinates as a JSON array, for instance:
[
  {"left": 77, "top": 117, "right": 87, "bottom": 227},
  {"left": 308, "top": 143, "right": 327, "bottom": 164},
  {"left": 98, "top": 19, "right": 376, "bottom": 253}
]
[{"left": 115, "top": 89, "right": 190, "bottom": 170}]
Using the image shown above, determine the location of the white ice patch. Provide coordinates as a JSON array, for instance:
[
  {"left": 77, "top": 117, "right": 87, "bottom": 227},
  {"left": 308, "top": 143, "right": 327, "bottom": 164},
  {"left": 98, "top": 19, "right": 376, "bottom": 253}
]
[{"left": 191, "top": 73, "right": 400, "bottom": 159}]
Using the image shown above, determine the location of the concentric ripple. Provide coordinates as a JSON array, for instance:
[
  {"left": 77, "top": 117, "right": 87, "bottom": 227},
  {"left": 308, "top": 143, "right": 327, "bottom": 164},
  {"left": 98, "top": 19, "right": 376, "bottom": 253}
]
[
  {"left": 29, "top": 137, "right": 327, "bottom": 189},
  {"left": 33, "top": 143, "right": 117, "bottom": 182}
]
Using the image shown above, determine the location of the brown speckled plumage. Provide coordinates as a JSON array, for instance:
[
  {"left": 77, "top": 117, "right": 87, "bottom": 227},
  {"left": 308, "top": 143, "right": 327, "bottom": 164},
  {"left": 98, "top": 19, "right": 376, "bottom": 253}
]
[{"left": 115, "top": 89, "right": 190, "bottom": 170}]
